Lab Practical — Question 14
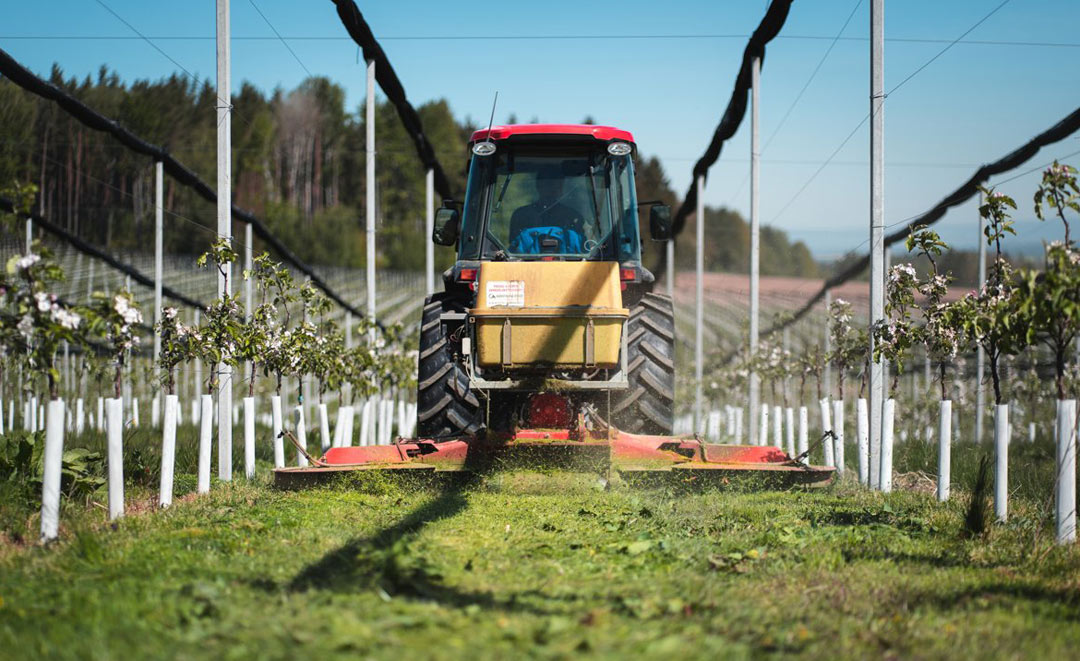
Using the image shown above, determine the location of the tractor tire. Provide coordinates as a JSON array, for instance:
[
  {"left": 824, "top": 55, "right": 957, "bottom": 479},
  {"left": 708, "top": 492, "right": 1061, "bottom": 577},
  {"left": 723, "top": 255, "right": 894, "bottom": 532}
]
[
  {"left": 416, "top": 294, "right": 484, "bottom": 438},
  {"left": 612, "top": 292, "right": 676, "bottom": 434}
]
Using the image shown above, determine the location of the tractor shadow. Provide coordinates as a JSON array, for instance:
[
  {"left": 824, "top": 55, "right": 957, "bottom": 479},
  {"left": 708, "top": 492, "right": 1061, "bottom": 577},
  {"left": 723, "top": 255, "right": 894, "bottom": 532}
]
[{"left": 280, "top": 474, "right": 568, "bottom": 616}]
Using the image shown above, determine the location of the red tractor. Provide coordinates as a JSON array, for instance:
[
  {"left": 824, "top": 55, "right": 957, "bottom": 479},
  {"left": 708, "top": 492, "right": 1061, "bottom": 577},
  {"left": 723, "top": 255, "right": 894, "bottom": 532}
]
[{"left": 274, "top": 125, "right": 833, "bottom": 489}]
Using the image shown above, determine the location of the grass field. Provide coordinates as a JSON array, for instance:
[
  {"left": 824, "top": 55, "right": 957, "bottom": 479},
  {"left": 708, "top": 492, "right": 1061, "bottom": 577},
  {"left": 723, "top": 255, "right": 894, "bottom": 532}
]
[{"left": 2, "top": 427, "right": 1080, "bottom": 660}]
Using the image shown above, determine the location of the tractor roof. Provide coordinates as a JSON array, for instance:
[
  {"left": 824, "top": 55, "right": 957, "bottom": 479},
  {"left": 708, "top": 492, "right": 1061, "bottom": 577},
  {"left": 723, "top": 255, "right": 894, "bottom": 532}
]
[{"left": 469, "top": 124, "right": 635, "bottom": 145}]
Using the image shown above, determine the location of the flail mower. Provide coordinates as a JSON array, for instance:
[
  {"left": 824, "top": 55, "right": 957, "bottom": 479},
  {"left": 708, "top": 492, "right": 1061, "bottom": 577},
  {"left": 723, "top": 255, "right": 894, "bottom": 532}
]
[{"left": 274, "top": 124, "right": 833, "bottom": 489}]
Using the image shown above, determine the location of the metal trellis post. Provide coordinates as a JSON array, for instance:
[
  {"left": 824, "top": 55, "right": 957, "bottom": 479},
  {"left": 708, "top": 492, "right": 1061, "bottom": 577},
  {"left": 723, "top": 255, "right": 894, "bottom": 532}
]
[
  {"left": 869, "top": 0, "right": 885, "bottom": 489},
  {"left": 695, "top": 174, "right": 705, "bottom": 433},
  {"left": 216, "top": 0, "right": 233, "bottom": 481},
  {"left": 154, "top": 160, "right": 163, "bottom": 363},
  {"left": 426, "top": 167, "right": 435, "bottom": 296},
  {"left": 366, "top": 58, "right": 377, "bottom": 337},
  {"left": 975, "top": 191, "right": 986, "bottom": 443},
  {"left": 748, "top": 55, "right": 761, "bottom": 445},
  {"left": 824, "top": 289, "right": 832, "bottom": 399}
]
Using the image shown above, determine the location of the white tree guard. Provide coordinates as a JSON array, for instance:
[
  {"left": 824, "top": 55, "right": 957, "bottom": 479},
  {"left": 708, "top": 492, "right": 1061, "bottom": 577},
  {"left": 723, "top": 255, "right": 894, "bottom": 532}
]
[
  {"left": 160, "top": 395, "right": 178, "bottom": 507},
  {"left": 784, "top": 407, "right": 795, "bottom": 457},
  {"left": 244, "top": 397, "right": 256, "bottom": 479},
  {"left": 857, "top": 398, "right": 869, "bottom": 485},
  {"left": 819, "top": 398, "right": 834, "bottom": 468},
  {"left": 937, "top": 400, "right": 952, "bottom": 502},
  {"left": 362, "top": 399, "right": 375, "bottom": 446},
  {"left": 40, "top": 399, "right": 65, "bottom": 541},
  {"left": 75, "top": 398, "right": 84, "bottom": 435},
  {"left": 332, "top": 406, "right": 347, "bottom": 448},
  {"left": 1056, "top": 400, "right": 1076, "bottom": 544},
  {"left": 106, "top": 398, "right": 124, "bottom": 520},
  {"left": 198, "top": 395, "right": 213, "bottom": 494},
  {"left": 758, "top": 405, "right": 768, "bottom": 448},
  {"left": 318, "top": 403, "right": 331, "bottom": 454},
  {"left": 772, "top": 405, "right": 782, "bottom": 448},
  {"left": 340, "top": 406, "right": 355, "bottom": 448},
  {"left": 832, "top": 399, "right": 845, "bottom": 474},
  {"left": 295, "top": 406, "right": 309, "bottom": 467},
  {"left": 271, "top": 395, "right": 284, "bottom": 468},
  {"left": 880, "top": 398, "right": 896, "bottom": 493},
  {"left": 797, "top": 406, "right": 809, "bottom": 462},
  {"left": 382, "top": 398, "right": 394, "bottom": 444},
  {"left": 995, "top": 404, "right": 1010, "bottom": 521}
]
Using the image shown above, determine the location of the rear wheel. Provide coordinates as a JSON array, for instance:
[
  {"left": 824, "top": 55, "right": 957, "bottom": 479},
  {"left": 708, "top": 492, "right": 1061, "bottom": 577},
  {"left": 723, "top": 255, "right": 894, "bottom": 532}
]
[
  {"left": 416, "top": 294, "right": 484, "bottom": 438},
  {"left": 612, "top": 292, "right": 675, "bottom": 434}
]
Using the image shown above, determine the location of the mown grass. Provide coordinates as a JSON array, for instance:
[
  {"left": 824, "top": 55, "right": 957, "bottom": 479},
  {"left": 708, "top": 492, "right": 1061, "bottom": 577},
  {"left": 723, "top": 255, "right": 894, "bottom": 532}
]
[{"left": 2, "top": 454, "right": 1079, "bottom": 659}]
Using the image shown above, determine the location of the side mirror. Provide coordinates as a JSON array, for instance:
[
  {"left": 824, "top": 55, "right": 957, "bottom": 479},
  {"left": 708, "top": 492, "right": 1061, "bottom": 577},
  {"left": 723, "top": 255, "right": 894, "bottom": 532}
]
[
  {"left": 432, "top": 205, "right": 460, "bottom": 246},
  {"left": 649, "top": 204, "right": 672, "bottom": 241}
]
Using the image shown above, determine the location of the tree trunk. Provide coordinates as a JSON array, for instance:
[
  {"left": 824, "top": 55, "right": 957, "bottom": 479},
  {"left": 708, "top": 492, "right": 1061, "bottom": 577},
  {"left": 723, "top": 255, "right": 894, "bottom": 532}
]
[
  {"left": 1055, "top": 344, "right": 1066, "bottom": 401},
  {"left": 114, "top": 356, "right": 123, "bottom": 401},
  {"left": 989, "top": 347, "right": 1002, "bottom": 405}
]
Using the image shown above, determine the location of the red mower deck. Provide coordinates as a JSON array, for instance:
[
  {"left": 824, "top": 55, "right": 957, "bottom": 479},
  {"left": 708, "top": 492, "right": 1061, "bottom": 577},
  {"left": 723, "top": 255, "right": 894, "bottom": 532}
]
[{"left": 272, "top": 422, "right": 835, "bottom": 490}]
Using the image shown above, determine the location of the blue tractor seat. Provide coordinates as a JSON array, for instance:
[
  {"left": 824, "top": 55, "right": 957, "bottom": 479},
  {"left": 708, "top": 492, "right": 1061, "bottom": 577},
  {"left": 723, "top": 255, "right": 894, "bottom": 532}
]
[{"left": 510, "top": 226, "right": 584, "bottom": 255}]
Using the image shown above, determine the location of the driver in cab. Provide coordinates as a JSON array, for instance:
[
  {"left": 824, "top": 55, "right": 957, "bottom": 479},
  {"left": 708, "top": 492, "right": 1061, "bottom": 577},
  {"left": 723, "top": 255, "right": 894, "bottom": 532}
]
[{"left": 508, "top": 173, "right": 587, "bottom": 254}]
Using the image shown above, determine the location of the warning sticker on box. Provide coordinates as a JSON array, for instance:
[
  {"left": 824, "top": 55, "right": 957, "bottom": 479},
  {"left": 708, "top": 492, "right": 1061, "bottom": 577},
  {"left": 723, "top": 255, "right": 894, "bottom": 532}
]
[{"left": 486, "top": 280, "right": 525, "bottom": 308}]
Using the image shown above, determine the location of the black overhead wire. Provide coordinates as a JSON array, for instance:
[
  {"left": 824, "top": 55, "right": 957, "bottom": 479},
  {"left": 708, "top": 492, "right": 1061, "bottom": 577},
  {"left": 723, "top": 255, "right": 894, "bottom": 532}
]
[
  {"left": 3, "top": 35, "right": 1078, "bottom": 48},
  {"left": 662, "top": 0, "right": 794, "bottom": 278},
  {"left": 248, "top": 0, "right": 313, "bottom": 77},
  {"left": 861, "top": 145, "right": 1080, "bottom": 239},
  {"left": 726, "top": 0, "right": 863, "bottom": 208},
  {"left": 90, "top": 0, "right": 252, "bottom": 131},
  {"left": 0, "top": 196, "right": 207, "bottom": 310},
  {"left": 768, "top": 0, "right": 1014, "bottom": 225},
  {"left": 762, "top": 0, "right": 863, "bottom": 154},
  {"left": 745, "top": 105, "right": 1080, "bottom": 356},
  {"left": 329, "top": 0, "right": 456, "bottom": 203},
  {"left": 0, "top": 46, "right": 372, "bottom": 325},
  {"left": 32, "top": 149, "right": 246, "bottom": 249}
]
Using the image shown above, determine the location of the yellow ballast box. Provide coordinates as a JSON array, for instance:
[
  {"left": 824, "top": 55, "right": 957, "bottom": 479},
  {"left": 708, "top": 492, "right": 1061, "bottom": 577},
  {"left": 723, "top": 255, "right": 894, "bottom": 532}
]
[{"left": 471, "top": 262, "right": 628, "bottom": 368}]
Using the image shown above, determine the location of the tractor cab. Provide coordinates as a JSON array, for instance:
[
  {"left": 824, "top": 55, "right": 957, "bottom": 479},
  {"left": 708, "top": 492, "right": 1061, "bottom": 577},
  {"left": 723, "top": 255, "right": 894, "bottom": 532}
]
[{"left": 433, "top": 125, "right": 670, "bottom": 288}]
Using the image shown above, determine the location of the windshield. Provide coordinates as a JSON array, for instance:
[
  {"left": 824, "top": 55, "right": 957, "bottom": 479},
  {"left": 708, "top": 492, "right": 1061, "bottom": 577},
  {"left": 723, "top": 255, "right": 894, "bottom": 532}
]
[{"left": 458, "top": 145, "right": 640, "bottom": 262}]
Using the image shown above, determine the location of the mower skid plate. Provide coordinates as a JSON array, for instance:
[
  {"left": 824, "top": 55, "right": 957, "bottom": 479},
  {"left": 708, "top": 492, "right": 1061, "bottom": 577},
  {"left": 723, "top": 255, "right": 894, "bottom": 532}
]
[{"left": 271, "top": 427, "right": 835, "bottom": 489}]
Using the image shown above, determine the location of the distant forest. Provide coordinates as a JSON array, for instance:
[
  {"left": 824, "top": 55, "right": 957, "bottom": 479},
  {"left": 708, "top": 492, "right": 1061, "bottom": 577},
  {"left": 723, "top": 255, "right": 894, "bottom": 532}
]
[{"left": 0, "top": 66, "right": 819, "bottom": 278}]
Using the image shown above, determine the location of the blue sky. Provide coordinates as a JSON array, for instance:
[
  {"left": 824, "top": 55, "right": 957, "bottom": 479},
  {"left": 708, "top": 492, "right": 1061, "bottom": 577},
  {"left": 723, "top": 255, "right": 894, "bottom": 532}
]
[{"left": 3, "top": 0, "right": 1079, "bottom": 259}]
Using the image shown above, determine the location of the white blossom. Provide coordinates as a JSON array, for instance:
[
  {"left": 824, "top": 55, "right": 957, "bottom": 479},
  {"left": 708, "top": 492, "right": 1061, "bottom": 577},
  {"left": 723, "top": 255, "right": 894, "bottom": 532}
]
[
  {"left": 114, "top": 295, "right": 143, "bottom": 325},
  {"left": 15, "top": 254, "right": 40, "bottom": 270},
  {"left": 16, "top": 314, "right": 33, "bottom": 338},
  {"left": 52, "top": 308, "right": 81, "bottom": 330}
]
